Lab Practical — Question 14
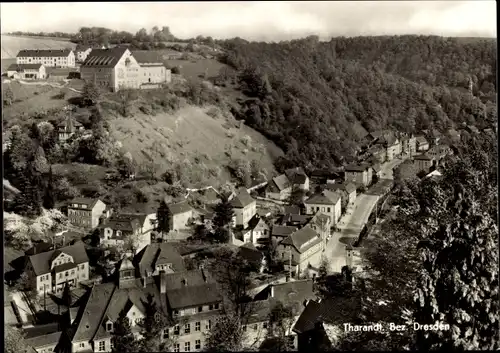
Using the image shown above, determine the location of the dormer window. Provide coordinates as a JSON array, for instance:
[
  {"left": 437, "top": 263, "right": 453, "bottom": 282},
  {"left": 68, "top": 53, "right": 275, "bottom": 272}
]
[
  {"left": 106, "top": 322, "right": 113, "bottom": 332},
  {"left": 173, "top": 310, "right": 179, "bottom": 316}
]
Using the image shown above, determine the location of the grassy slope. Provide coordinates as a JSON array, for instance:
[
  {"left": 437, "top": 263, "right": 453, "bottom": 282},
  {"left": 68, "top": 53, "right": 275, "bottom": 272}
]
[{"left": 109, "top": 105, "right": 283, "bottom": 186}]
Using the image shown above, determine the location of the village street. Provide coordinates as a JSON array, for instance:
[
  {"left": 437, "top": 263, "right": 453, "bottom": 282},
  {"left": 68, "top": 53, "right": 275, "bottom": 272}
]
[{"left": 318, "top": 156, "right": 406, "bottom": 273}]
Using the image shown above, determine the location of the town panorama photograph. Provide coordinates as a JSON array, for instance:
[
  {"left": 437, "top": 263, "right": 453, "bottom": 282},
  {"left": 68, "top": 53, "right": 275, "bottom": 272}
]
[{"left": 1, "top": 1, "right": 498, "bottom": 352}]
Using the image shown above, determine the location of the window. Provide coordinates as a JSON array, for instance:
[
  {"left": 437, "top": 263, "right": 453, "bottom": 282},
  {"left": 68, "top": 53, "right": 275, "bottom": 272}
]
[
  {"left": 209, "top": 304, "right": 213, "bottom": 310},
  {"left": 79, "top": 343, "right": 85, "bottom": 348},
  {"left": 174, "top": 325, "right": 180, "bottom": 335},
  {"left": 98, "top": 341, "right": 105, "bottom": 352},
  {"left": 195, "top": 322, "right": 201, "bottom": 331},
  {"left": 184, "top": 342, "right": 191, "bottom": 352},
  {"left": 58, "top": 273, "right": 62, "bottom": 279},
  {"left": 206, "top": 320, "right": 211, "bottom": 330},
  {"left": 174, "top": 343, "right": 180, "bottom": 352},
  {"left": 327, "top": 207, "right": 331, "bottom": 212},
  {"left": 214, "top": 303, "right": 220, "bottom": 310},
  {"left": 39, "top": 287, "right": 43, "bottom": 291},
  {"left": 263, "top": 322, "right": 268, "bottom": 329},
  {"left": 195, "top": 340, "right": 201, "bottom": 350},
  {"left": 71, "top": 270, "right": 75, "bottom": 275},
  {"left": 173, "top": 310, "right": 179, "bottom": 316},
  {"left": 242, "top": 325, "right": 247, "bottom": 332},
  {"left": 253, "top": 324, "right": 258, "bottom": 330},
  {"left": 80, "top": 264, "right": 85, "bottom": 270},
  {"left": 198, "top": 306, "right": 203, "bottom": 313},
  {"left": 163, "top": 328, "right": 169, "bottom": 339},
  {"left": 185, "top": 323, "right": 190, "bottom": 334},
  {"left": 106, "top": 322, "right": 113, "bottom": 331}
]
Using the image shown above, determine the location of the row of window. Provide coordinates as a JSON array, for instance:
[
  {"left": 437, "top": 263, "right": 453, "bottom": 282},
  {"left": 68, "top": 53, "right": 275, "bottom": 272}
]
[
  {"left": 164, "top": 320, "right": 211, "bottom": 339},
  {"left": 310, "top": 206, "right": 332, "bottom": 213},
  {"left": 173, "top": 303, "right": 220, "bottom": 317},
  {"left": 173, "top": 340, "right": 202, "bottom": 352},
  {"left": 39, "top": 280, "right": 76, "bottom": 293},
  {"left": 38, "top": 346, "right": 55, "bottom": 353},
  {"left": 69, "top": 209, "right": 90, "bottom": 215},
  {"left": 242, "top": 321, "right": 268, "bottom": 332}
]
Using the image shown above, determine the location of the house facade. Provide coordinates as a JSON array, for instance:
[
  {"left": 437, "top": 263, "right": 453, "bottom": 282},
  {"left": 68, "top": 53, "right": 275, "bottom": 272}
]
[
  {"left": 278, "top": 227, "right": 324, "bottom": 277},
  {"left": 6, "top": 63, "right": 46, "bottom": 80},
  {"left": 240, "top": 215, "right": 270, "bottom": 245},
  {"left": 25, "top": 241, "right": 90, "bottom": 295},
  {"left": 324, "top": 183, "right": 356, "bottom": 212},
  {"left": 265, "top": 174, "right": 292, "bottom": 201},
  {"left": 162, "top": 270, "right": 223, "bottom": 352},
  {"left": 414, "top": 154, "right": 434, "bottom": 173},
  {"left": 400, "top": 134, "right": 417, "bottom": 156},
  {"left": 98, "top": 213, "right": 152, "bottom": 253},
  {"left": 231, "top": 188, "right": 257, "bottom": 228},
  {"left": 80, "top": 47, "right": 141, "bottom": 92},
  {"left": 344, "top": 163, "right": 373, "bottom": 187},
  {"left": 415, "top": 136, "right": 430, "bottom": 152},
  {"left": 67, "top": 198, "right": 107, "bottom": 229},
  {"left": 385, "top": 138, "right": 401, "bottom": 161},
  {"left": 304, "top": 191, "right": 341, "bottom": 226},
  {"left": 135, "top": 242, "right": 186, "bottom": 279},
  {"left": 168, "top": 201, "right": 194, "bottom": 231},
  {"left": 131, "top": 50, "right": 172, "bottom": 88},
  {"left": 57, "top": 116, "right": 84, "bottom": 142},
  {"left": 285, "top": 167, "right": 310, "bottom": 191},
  {"left": 16, "top": 49, "right": 76, "bottom": 68}
]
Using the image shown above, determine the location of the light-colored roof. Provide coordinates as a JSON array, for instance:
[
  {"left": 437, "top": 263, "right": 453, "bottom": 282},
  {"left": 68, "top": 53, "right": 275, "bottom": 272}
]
[
  {"left": 230, "top": 188, "right": 255, "bottom": 208},
  {"left": 271, "top": 174, "right": 291, "bottom": 192},
  {"left": 281, "top": 227, "right": 321, "bottom": 253},
  {"left": 168, "top": 200, "right": 193, "bottom": 215}
]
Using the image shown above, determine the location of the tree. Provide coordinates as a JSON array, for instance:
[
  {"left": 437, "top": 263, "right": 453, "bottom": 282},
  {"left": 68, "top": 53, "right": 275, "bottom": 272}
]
[
  {"left": 250, "top": 159, "right": 261, "bottom": 181},
  {"left": 413, "top": 153, "right": 499, "bottom": 350},
  {"left": 82, "top": 81, "right": 100, "bottom": 106},
  {"left": 117, "top": 89, "right": 138, "bottom": 117},
  {"left": 156, "top": 200, "right": 171, "bottom": 238},
  {"left": 43, "top": 165, "right": 56, "bottom": 209},
  {"left": 318, "top": 256, "right": 331, "bottom": 279},
  {"left": 12, "top": 161, "right": 43, "bottom": 218},
  {"left": 261, "top": 301, "right": 295, "bottom": 351},
  {"left": 205, "top": 314, "right": 244, "bottom": 352},
  {"left": 139, "top": 294, "right": 175, "bottom": 352},
  {"left": 5, "top": 326, "right": 30, "bottom": 353},
  {"left": 3, "top": 86, "right": 14, "bottom": 106},
  {"left": 212, "top": 197, "right": 234, "bottom": 229},
  {"left": 287, "top": 184, "right": 305, "bottom": 206},
  {"left": 111, "top": 311, "right": 140, "bottom": 353},
  {"left": 116, "top": 152, "right": 135, "bottom": 179}
]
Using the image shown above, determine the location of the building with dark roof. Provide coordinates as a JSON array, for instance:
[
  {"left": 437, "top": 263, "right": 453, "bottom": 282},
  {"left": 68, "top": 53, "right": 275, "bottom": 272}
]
[
  {"left": 24, "top": 241, "right": 89, "bottom": 295},
  {"left": 236, "top": 214, "right": 270, "bottom": 245},
  {"left": 344, "top": 163, "right": 373, "bottom": 187},
  {"left": 167, "top": 200, "right": 194, "bottom": 231},
  {"left": 285, "top": 167, "right": 310, "bottom": 191},
  {"left": 16, "top": 49, "right": 75, "bottom": 68},
  {"left": 304, "top": 190, "right": 341, "bottom": 226},
  {"left": 271, "top": 225, "right": 298, "bottom": 241},
  {"left": 80, "top": 47, "right": 141, "bottom": 92},
  {"left": 131, "top": 50, "right": 172, "bottom": 87},
  {"left": 67, "top": 198, "right": 107, "bottom": 229},
  {"left": 134, "top": 242, "right": 186, "bottom": 279},
  {"left": 414, "top": 153, "right": 435, "bottom": 174},
  {"left": 323, "top": 182, "right": 356, "bottom": 210},
  {"left": 265, "top": 174, "right": 292, "bottom": 201},
  {"left": 23, "top": 324, "right": 63, "bottom": 353},
  {"left": 57, "top": 115, "right": 84, "bottom": 142},
  {"left": 231, "top": 188, "right": 257, "bottom": 228},
  {"left": 278, "top": 226, "right": 323, "bottom": 277},
  {"left": 6, "top": 63, "right": 47, "bottom": 80},
  {"left": 415, "top": 136, "right": 430, "bottom": 152},
  {"left": 98, "top": 213, "right": 152, "bottom": 253}
]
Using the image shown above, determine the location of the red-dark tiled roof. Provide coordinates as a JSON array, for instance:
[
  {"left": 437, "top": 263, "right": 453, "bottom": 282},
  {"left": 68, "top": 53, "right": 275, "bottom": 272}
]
[
  {"left": 17, "top": 49, "right": 72, "bottom": 57},
  {"left": 168, "top": 200, "right": 193, "bottom": 215},
  {"left": 81, "top": 47, "right": 128, "bottom": 68},
  {"left": 272, "top": 225, "right": 297, "bottom": 237},
  {"left": 28, "top": 241, "right": 88, "bottom": 276},
  {"left": 7, "top": 63, "right": 43, "bottom": 71},
  {"left": 230, "top": 188, "right": 255, "bottom": 208},
  {"left": 135, "top": 243, "right": 185, "bottom": 276},
  {"left": 281, "top": 227, "right": 321, "bottom": 253}
]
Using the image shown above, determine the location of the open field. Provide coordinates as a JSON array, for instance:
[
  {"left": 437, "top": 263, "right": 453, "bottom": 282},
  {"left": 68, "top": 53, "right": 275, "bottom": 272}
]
[
  {"left": 2, "top": 80, "right": 81, "bottom": 127},
  {"left": 109, "top": 105, "right": 283, "bottom": 187},
  {"left": 1, "top": 34, "right": 76, "bottom": 59},
  {"left": 165, "top": 58, "right": 226, "bottom": 80}
]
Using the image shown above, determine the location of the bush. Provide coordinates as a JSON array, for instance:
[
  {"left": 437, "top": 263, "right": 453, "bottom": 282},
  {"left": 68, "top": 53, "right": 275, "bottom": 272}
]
[
  {"left": 171, "top": 66, "right": 180, "bottom": 74},
  {"left": 139, "top": 105, "right": 153, "bottom": 115},
  {"left": 52, "top": 92, "right": 66, "bottom": 100}
]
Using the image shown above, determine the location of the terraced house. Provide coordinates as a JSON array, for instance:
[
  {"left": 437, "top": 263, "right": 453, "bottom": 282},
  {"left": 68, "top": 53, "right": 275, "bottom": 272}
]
[
  {"left": 16, "top": 49, "right": 76, "bottom": 68},
  {"left": 24, "top": 241, "right": 89, "bottom": 295},
  {"left": 80, "top": 47, "right": 141, "bottom": 91}
]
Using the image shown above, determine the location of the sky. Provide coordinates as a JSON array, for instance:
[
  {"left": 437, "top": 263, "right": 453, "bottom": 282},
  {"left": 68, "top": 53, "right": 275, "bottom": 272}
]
[{"left": 0, "top": 1, "right": 496, "bottom": 40}]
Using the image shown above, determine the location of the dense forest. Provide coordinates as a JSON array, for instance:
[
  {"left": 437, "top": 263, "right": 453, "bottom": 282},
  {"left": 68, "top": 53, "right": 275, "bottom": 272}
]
[{"left": 218, "top": 35, "right": 497, "bottom": 170}]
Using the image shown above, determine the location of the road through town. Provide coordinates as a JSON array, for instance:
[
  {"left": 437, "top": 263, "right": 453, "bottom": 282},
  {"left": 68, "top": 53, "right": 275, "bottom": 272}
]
[{"left": 319, "top": 157, "right": 406, "bottom": 272}]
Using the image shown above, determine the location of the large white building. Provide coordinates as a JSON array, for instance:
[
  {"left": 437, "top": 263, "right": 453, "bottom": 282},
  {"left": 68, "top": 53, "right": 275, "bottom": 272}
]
[
  {"left": 16, "top": 49, "right": 76, "bottom": 68},
  {"left": 80, "top": 47, "right": 171, "bottom": 92}
]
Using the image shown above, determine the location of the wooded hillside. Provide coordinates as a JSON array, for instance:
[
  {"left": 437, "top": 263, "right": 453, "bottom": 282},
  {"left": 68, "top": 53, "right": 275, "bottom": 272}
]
[{"left": 218, "top": 35, "right": 497, "bottom": 170}]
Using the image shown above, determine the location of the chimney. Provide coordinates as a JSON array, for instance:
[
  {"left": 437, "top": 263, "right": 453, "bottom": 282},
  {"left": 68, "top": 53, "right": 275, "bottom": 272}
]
[{"left": 160, "top": 274, "right": 167, "bottom": 294}]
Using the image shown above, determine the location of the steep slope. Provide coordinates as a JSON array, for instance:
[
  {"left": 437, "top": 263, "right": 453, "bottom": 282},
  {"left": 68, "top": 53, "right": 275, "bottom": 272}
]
[{"left": 218, "top": 36, "right": 497, "bottom": 170}]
